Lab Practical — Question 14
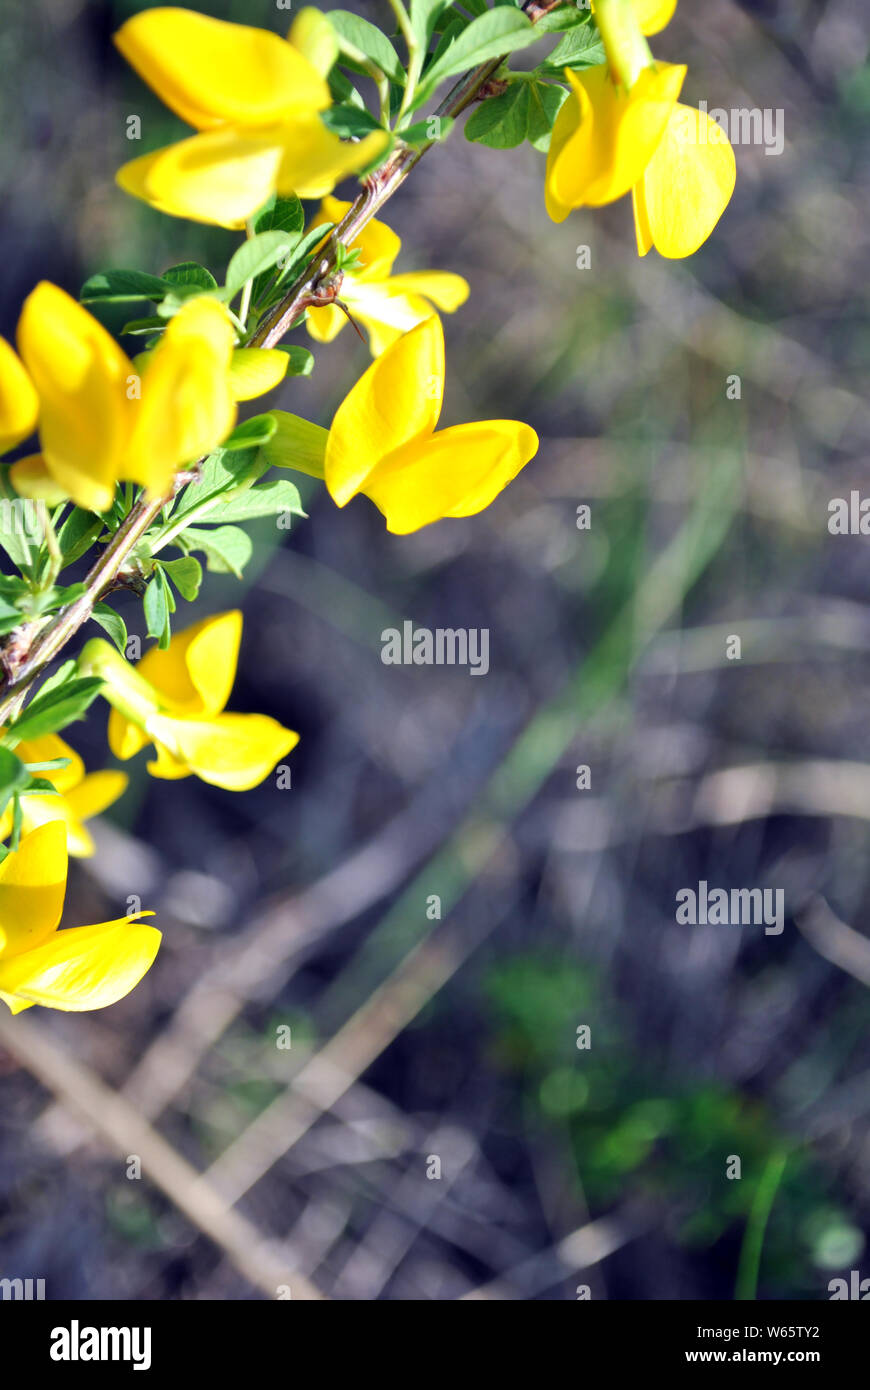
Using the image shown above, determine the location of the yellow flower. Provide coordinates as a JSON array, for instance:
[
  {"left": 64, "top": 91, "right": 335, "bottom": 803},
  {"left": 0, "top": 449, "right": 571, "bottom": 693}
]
[
  {"left": 324, "top": 315, "right": 538, "bottom": 534},
  {"left": 632, "top": 102, "right": 736, "bottom": 258},
  {"left": 548, "top": 0, "right": 735, "bottom": 257},
  {"left": 0, "top": 733, "right": 127, "bottom": 857},
  {"left": 545, "top": 62, "right": 687, "bottom": 220},
  {"left": 11, "top": 284, "right": 241, "bottom": 513},
  {"left": 114, "top": 8, "right": 388, "bottom": 229},
  {"left": 0, "top": 334, "right": 38, "bottom": 456},
  {"left": 592, "top": 0, "right": 677, "bottom": 36},
  {"left": 0, "top": 821, "right": 160, "bottom": 1014},
  {"left": 306, "top": 198, "right": 469, "bottom": 357},
  {"left": 80, "top": 611, "right": 299, "bottom": 792}
]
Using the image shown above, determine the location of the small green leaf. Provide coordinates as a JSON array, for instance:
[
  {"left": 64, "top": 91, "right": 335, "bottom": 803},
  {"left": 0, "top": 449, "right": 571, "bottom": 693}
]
[
  {"left": 169, "top": 446, "right": 266, "bottom": 522},
  {"left": 543, "top": 21, "right": 605, "bottom": 71},
  {"left": 0, "top": 747, "right": 31, "bottom": 819},
  {"left": 91, "top": 602, "right": 128, "bottom": 654},
  {"left": 414, "top": 8, "right": 539, "bottom": 108},
  {"left": 527, "top": 81, "right": 568, "bottom": 152},
  {"left": 80, "top": 269, "right": 171, "bottom": 304},
  {"left": 10, "top": 676, "right": 104, "bottom": 741},
  {"left": 143, "top": 572, "right": 169, "bottom": 643},
  {"left": 320, "top": 103, "right": 384, "bottom": 139},
  {"left": 328, "top": 10, "right": 404, "bottom": 83},
  {"left": 465, "top": 82, "right": 529, "bottom": 148},
  {"left": 57, "top": 508, "right": 104, "bottom": 565},
  {"left": 121, "top": 316, "right": 166, "bottom": 336},
  {"left": 398, "top": 115, "right": 455, "bottom": 145},
  {"left": 224, "top": 231, "right": 301, "bottom": 300},
  {"left": 204, "top": 478, "right": 305, "bottom": 524},
  {"left": 162, "top": 262, "right": 218, "bottom": 290},
  {"left": 409, "top": 0, "right": 451, "bottom": 51},
  {"left": 253, "top": 194, "right": 306, "bottom": 239},
  {"left": 160, "top": 556, "right": 203, "bottom": 601},
  {"left": 277, "top": 345, "right": 315, "bottom": 377},
  {"left": 221, "top": 414, "right": 278, "bottom": 451},
  {"left": 182, "top": 525, "right": 253, "bottom": 578}
]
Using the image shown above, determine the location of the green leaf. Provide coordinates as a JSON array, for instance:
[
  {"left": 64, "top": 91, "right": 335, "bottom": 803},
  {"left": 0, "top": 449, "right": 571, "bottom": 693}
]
[
  {"left": 409, "top": 0, "right": 451, "bottom": 51},
  {"left": 121, "top": 316, "right": 166, "bottom": 337},
  {"left": 328, "top": 11, "right": 405, "bottom": 83},
  {"left": 262, "top": 412, "right": 329, "bottom": 480},
  {"left": 57, "top": 508, "right": 104, "bottom": 565},
  {"left": 398, "top": 114, "right": 455, "bottom": 145},
  {"left": 160, "top": 556, "right": 203, "bottom": 601},
  {"left": 543, "top": 20, "right": 605, "bottom": 71},
  {"left": 224, "top": 231, "right": 301, "bottom": 301},
  {"left": 527, "top": 80, "right": 568, "bottom": 151},
  {"left": 534, "top": 7, "right": 595, "bottom": 36},
  {"left": 320, "top": 103, "right": 384, "bottom": 139},
  {"left": 277, "top": 345, "right": 315, "bottom": 378},
  {"left": 143, "top": 572, "right": 169, "bottom": 643},
  {"left": 33, "top": 659, "right": 76, "bottom": 703},
  {"left": 162, "top": 261, "right": 218, "bottom": 291},
  {"left": 253, "top": 195, "right": 306, "bottom": 238},
  {"left": 80, "top": 268, "right": 170, "bottom": 304},
  {"left": 156, "top": 285, "right": 218, "bottom": 319},
  {"left": 465, "top": 81, "right": 529, "bottom": 148},
  {"left": 182, "top": 525, "right": 253, "bottom": 578},
  {"left": 10, "top": 676, "right": 104, "bottom": 741},
  {"left": 0, "top": 473, "right": 39, "bottom": 568},
  {"left": 91, "top": 602, "right": 128, "bottom": 654},
  {"left": 221, "top": 414, "right": 278, "bottom": 451},
  {"left": 168, "top": 447, "right": 266, "bottom": 523},
  {"left": 414, "top": 7, "right": 539, "bottom": 107},
  {"left": 0, "top": 747, "right": 30, "bottom": 819},
  {"left": 203, "top": 478, "right": 305, "bottom": 524},
  {"left": 268, "top": 223, "right": 336, "bottom": 300}
]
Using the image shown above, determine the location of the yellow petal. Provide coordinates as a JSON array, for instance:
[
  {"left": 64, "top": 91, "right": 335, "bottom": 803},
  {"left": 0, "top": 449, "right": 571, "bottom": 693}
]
[
  {"left": 547, "top": 63, "right": 685, "bottom": 215},
  {"left": 325, "top": 316, "right": 444, "bottom": 507},
  {"left": 633, "top": 103, "right": 736, "bottom": 258},
  {"left": 313, "top": 199, "right": 402, "bottom": 283},
  {"left": 17, "top": 282, "right": 133, "bottom": 514},
  {"left": 363, "top": 420, "right": 538, "bottom": 534},
  {"left": 0, "top": 913, "right": 160, "bottom": 1013},
  {"left": 281, "top": 122, "right": 391, "bottom": 201},
  {"left": 117, "top": 130, "right": 288, "bottom": 230},
  {"left": 145, "top": 712, "right": 299, "bottom": 791},
  {"left": 228, "top": 348, "right": 289, "bottom": 401},
  {"left": 385, "top": 272, "right": 469, "bottom": 314},
  {"left": 545, "top": 86, "right": 589, "bottom": 224},
  {"left": 8, "top": 454, "right": 70, "bottom": 505},
  {"left": 305, "top": 303, "right": 348, "bottom": 345},
  {"left": 289, "top": 8, "right": 340, "bottom": 78},
  {"left": 633, "top": 0, "right": 677, "bottom": 35},
  {"left": 0, "top": 335, "right": 38, "bottom": 455},
  {"left": 0, "top": 822, "right": 67, "bottom": 959},
  {"left": 65, "top": 770, "right": 128, "bottom": 823},
  {"left": 345, "top": 271, "right": 469, "bottom": 357},
  {"left": 592, "top": 0, "right": 677, "bottom": 35},
  {"left": 137, "top": 610, "right": 242, "bottom": 716},
  {"left": 108, "top": 707, "right": 151, "bottom": 763},
  {"left": 6, "top": 771, "right": 125, "bottom": 859},
  {"left": 125, "top": 297, "right": 236, "bottom": 496},
  {"left": 114, "top": 7, "right": 329, "bottom": 130}
]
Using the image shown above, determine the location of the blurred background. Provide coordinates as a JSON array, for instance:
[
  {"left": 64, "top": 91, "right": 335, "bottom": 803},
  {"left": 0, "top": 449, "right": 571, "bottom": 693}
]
[{"left": 1, "top": 0, "right": 870, "bottom": 1300}]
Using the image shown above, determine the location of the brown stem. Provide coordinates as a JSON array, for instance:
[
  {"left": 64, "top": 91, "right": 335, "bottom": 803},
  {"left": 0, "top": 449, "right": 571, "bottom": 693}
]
[{"left": 0, "top": 0, "right": 564, "bottom": 723}]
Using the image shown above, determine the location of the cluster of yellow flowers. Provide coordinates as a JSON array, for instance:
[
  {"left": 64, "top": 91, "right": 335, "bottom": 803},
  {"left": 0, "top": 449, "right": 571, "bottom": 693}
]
[
  {"left": 549, "top": 0, "right": 736, "bottom": 257},
  {"left": 0, "top": 0, "right": 735, "bottom": 1013}
]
